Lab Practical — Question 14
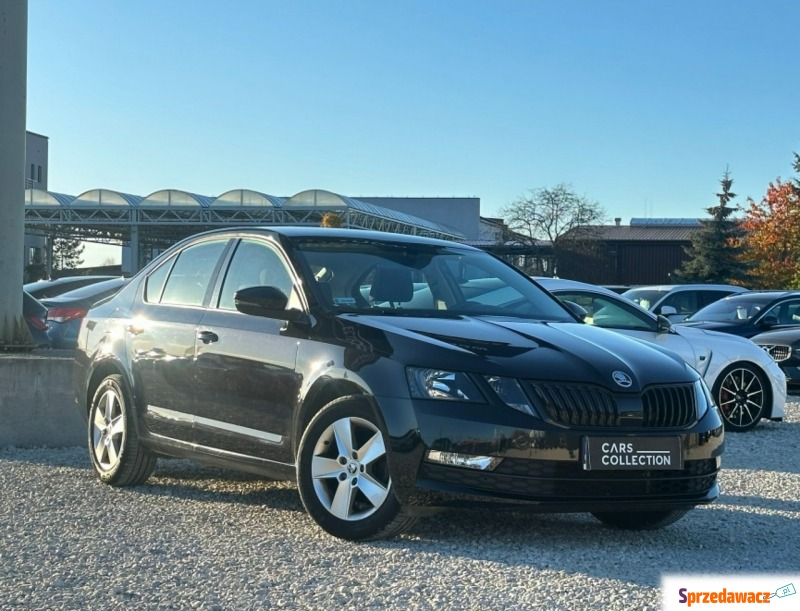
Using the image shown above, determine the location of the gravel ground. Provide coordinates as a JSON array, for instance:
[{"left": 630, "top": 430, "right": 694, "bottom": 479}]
[{"left": 2, "top": 403, "right": 799, "bottom": 611}]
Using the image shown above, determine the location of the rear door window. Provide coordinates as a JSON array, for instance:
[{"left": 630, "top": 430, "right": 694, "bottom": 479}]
[{"left": 158, "top": 240, "right": 229, "bottom": 307}]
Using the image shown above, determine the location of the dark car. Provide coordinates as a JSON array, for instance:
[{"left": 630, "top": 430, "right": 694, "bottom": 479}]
[
  {"left": 680, "top": 291, "right": 800, "bottom": 338},
  {"left": 23, "top": 291, "right": 50, "bottom": 347},
  {"left": 622, "top": 284, "right": 748, "bottom": 322},
  {"left": 74, "top": 228, "right": 724, "bottom": 541},
  {"left": 750, "top": 328, "right": 800, "bottom": 389},
  {"left": 24, "top": 275, "right": 119, "bottom": 300},
  {"left": 42, "top": 278, "right": 127, "bottom": 348}
]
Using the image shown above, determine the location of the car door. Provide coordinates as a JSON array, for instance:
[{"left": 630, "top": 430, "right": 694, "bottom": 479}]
[
  {"left": 658, "top": 291, "right": 699, "bottom": 322},
  {"left": 129, "top": 238, "right": 231, "bottom": 443},
  {"left": 754, "top": 297, "right": 800, "bottom": 334},
  {"left": 191, "top": 237, "right": 303, "bottom": 463}
]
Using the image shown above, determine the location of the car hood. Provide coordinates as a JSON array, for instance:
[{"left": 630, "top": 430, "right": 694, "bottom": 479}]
[
  {"left": 670, "top": 324, "right": 776, "bottom": 366},
  {"left": 336, "top": 314, "right": 694, "bottom": 392},
  {"left": 678, "top": 320, "right": 748, "bottom": 334},
  {"left": 750, "top": 328, "right": 800, "bottom": 344}
]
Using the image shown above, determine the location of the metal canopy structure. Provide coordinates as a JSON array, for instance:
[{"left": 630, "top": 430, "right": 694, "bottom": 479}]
[{"left": 24, "top": 187, "right": 465, "bottom": 271}]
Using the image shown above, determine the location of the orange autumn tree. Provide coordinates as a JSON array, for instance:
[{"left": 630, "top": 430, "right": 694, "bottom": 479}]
[
  {"left": 320, "top": 211, "right": 344, "bottom": 228},
  {"left": 740, "top": 175, "right": 800, "bottom": 289}
]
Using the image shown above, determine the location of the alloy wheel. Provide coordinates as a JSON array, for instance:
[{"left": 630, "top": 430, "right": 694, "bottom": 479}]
[
  {"left": 716, "top": 366, "right": 766, "bottom": 431},
  {"left": 310, "top": 416, "right": 391, "bottom": 521},
  {"left": 92, "top": 387, "right": 126, "bottom": 471}
]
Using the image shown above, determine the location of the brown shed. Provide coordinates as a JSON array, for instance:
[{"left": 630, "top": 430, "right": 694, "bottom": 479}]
[{"left": 557, "top": 219, "right": 701, "bottom": 286}]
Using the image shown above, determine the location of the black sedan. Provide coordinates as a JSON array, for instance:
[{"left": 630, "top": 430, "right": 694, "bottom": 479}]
[
  {"left": 751, "top": 328, "right": 800, "bottom": 389},
  {"left": 680, "top": 291, "right": 800, "bottom": 337},
  {"left": 74, "top": 228, "right": 724, "bottom": 540}
]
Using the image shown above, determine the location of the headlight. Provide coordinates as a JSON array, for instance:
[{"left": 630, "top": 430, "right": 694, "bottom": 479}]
[
  {"left": 406, "top": 368, "right": 483, "bottom": 402},
  {"left": 484, "top": 376, "right": 539, "bottom": 417}
]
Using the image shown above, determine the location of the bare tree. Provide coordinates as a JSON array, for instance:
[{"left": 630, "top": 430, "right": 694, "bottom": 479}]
[
  {"left": 500, "top": 184, "right": 606, "bottom": 275},
  {"left": 502, "top": 184, "right": 605, "bottom": 243}
]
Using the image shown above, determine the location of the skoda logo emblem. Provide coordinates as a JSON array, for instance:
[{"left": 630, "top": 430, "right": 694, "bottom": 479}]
[{"left": 612, "top": 371, "right": 632, "bottom": 388}]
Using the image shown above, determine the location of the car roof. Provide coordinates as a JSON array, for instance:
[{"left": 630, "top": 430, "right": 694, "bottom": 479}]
[
  {"left": 623, "top": 284, "right": 748, "bottom": 291},
  {"left": 716, "top": 290, "right": 799, "bottom": 302},
  {"left": 187, "top": 226, "right": 474, "bottom": 249}
]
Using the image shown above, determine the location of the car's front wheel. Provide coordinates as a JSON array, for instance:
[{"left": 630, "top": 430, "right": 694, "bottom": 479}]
[
  {"left": 88, "top": 374, "right": 156, "bottom": 486},
  {"left": 713, "top": 363, "right": 768, "bottom": 432},
  {"left": 296, "top": 397, "right": 416, "bottom": 541},
  {"left": 591, "top": 510, "right": 688, "bottom": 530}
]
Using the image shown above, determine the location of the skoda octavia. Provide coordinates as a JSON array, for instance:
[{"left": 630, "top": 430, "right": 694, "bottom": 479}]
[{"left": 74, "top": 228, "right": 724, "bottom": 540}]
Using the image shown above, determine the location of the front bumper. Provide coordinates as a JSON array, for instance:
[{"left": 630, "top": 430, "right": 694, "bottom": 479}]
[{"left": 378, "top": 395, "right": 724, "bottom": 513}]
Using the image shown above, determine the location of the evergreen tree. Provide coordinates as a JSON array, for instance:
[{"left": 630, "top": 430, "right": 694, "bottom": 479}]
[
  {"left": 52, "top": 237, "right": 85, "bottom": 272},
  {"left": 673, "top": 169, "right": 747, "bottom": 284}
]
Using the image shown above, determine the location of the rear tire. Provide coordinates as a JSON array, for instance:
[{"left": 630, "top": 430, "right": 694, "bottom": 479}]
[
  {"left": 592, "top": 509, "right": 688, "bottom": 530},
  {"left": 296, "top": 397, "right": 417, "bottom": 541},
  {"left": 88, "top": 374, "right": 156, "bottom": 486}
]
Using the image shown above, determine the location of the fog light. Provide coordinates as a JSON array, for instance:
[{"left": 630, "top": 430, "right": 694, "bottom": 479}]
[{"left": 426, "top": 450, "right": 503, "bottom": 471}]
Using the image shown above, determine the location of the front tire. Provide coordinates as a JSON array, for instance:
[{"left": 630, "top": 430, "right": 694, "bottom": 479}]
[
  {"left": 592, "top": 510, "right": 688, "bottom": 530},
  {"left": 88, "top": 374, "right": 156, "bottom": 486},
  {"left": 713, "top": 364, "right": 768, "bottom": 432},
  {"left": 296, "top": 397, "right": 416, "bottom": 541}
]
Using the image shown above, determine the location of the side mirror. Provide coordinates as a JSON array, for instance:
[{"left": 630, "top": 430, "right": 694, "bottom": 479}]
[
  {"left": 659, "top": 305, "right": 677, "bottom": 316},
  {"left": 758, "top": 314, "right": 779, "bottom": 328},
  {"left": 563, "top": 300, "right": 588, "bottom": 322},
  {"left": 234, "top": 286, "right": 307, "bottom": 323},
  {"left": 656, "top": 314, "right": 673, "bottom": 333}
]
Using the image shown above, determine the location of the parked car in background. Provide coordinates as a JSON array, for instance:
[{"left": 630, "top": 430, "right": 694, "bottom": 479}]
[
  {"left": 23, "top": 291, "right": 50, "bottom": 347},
  {"left": 24, "top": 275, "right": 119, "bottom": 300},
  {"left": 622, "top": 284, "right": 748, "bottom": 322},
  {"left": 42, "top": 278, "right": 127, "bottom": 348},
  {"left": 74, "top": 228, "right": 724, "bottom": 540},
  {"left": 538, "top": 278, "right": 786, "bottom": 432},
  {"left": 681, "top": 291, "right": 800, "bottom": 338},
  {"left": 750, "top": 328, "right": 800, "bottom": 390}
]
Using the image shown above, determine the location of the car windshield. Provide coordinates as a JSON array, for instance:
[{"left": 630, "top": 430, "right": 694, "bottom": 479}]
[
  {"left": 621, "top": 288, "right": 668, "bottom": 310},
  {"left": 686, "top": 295, "right": 775, "bottom": 323},
  {"left": 293, "top": 238, "right": 573, "bottom": 321}
]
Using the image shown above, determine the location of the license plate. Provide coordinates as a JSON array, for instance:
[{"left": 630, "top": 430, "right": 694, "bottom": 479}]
[{"left": 582, "top": 436, "right": 683, "bottom": 471}]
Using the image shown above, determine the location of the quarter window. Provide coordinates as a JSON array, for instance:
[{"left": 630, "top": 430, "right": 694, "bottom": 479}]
[{"left": 145, "top": 257, "right": 175, "bottom": 303}]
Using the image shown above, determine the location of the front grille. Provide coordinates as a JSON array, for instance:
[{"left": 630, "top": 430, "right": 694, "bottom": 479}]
[
  {"left": 419, "top": 458, "right": 718, "bottom": 499},
  {"left": 526, "top": 382, "right": 697, "bottom": 428},
  {"left": 527, "top": 383, "right": 619, "bottom": 427},
  {"left": 759, "top": 344, "right": 791, "bottom": 362},
  {"left": 642, "top": 384, "right": 696, "bottom": 427}
]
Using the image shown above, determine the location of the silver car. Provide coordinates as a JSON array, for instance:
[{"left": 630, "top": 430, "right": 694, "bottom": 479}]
[{"left": 622, "top": 284, "right": 748, "bottom": 322}]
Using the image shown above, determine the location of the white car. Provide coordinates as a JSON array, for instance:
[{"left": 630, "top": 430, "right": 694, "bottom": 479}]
[
  {"left": 538, "top": 278, "right": 786, "bottom": 432},
  {"left": 622, "top": 284, "right": 748, "bottom": 322}
]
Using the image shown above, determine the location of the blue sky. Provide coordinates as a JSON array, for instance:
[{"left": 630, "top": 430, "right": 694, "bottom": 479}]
[{"left": 28, "top": 0, "right": 800, "bottom": 227}]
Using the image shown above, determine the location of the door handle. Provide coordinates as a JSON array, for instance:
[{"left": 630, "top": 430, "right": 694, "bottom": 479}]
[{"left": 197, "top": 330, "right": 219, "bottom": 344}]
